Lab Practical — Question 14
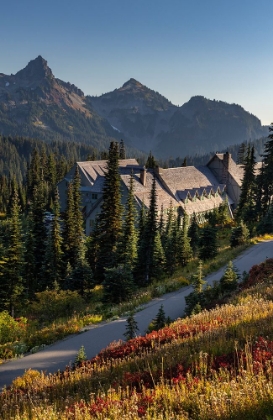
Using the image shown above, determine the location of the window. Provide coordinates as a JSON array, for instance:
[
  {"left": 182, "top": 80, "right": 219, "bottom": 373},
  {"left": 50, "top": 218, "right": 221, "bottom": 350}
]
[{"left": 92, "top": 193, "right": 98, "bottom": 200}]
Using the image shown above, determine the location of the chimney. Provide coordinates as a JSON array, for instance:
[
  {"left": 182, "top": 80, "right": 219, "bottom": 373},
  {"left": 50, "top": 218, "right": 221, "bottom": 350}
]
[
  {"left": 222, "top": 152, "right": 231, "bottom": 184},
  {"left": 223, "top": 151, "right": 231, "bottom": 171},
  {"left": 140, "top": 166, "right": 147, "bottom": 186}
]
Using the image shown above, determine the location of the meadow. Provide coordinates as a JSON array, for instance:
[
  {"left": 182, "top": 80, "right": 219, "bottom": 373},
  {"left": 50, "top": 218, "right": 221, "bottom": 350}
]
[{"left": 1, "top": 256, "right": 273, "bottom": 419}]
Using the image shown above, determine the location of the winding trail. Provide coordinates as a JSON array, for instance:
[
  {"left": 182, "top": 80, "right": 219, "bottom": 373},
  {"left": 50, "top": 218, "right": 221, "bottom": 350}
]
[{"left": 0, "top": 240, "right": 272, "bottom": 390}]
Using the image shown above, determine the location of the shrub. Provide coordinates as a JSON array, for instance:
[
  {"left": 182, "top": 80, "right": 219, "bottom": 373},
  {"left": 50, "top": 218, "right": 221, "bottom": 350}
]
[
  {"left": 230, "top": 221, "right": 249, "bottom": 247},
  {"left": 28, "top": 290, "right": 85, "bottom": 323}
]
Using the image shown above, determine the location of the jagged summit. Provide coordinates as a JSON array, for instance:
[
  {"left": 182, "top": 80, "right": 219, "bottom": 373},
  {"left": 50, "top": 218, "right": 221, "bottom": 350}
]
[
  {"left": 121, "top": 78, "right": 143, "bottom": 89},
  {"left": 15, "top": 55, "right": 53, "bottom": 80}
]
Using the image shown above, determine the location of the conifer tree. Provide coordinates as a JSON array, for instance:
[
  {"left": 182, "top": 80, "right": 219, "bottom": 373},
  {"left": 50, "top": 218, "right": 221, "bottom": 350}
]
[
  {"left": 119, "top": 139, "right": 126, "bottom": 159},
  {"left": 259, "top": 124, "right": 273, "bottom": 215},
  {"left": 199, "top": 225, "right": 218, "bottom": 260},
  {"left": 154, "top": 304, "right": 166, "bottom": 330},
  {"left": 24, "top": 207, "right": 37, "bottom": 297},
  {"left": 124, "top": 312, "right": 139, "bottom": 341},
  {"left": 120, "top": 171, "right": 138, "bottom": 269},
  {"left": 188, "top": 213, "right": 200, "bottom": 257},
  {"left": 66, "top": 247, "right": 94, "bottom": 295},
  {"left": 178, "top": 214, "right": 192, "bottom": 266},
  {"left": 0, "top": 188, "right": 24, "bottom": 314},
  {"left": 163, "top": 203, "right": 177, "bottom": 274},
  {"left": 42, "top": 188, "right": 64, "bottom": 288},
  {"left": 96, "top": 142, "right": 123, "bottom": 281},
  {"left": 63, "top": 181, "right": 75, "bottom": 266},
  {"left": 146, "top": 152, "right": 157, "bottom": 169},
  {"left": 135, "top": 175, "right": 165, "bottom": 284},
  {"left": 31, "top": 181, "right": 48, "bottom": 289},
  {"left": 72, "top": 165, "right": 85, "bottom": 264},
  {"left": 236, "top": 145, "right": 256, "bottom": 224},
  {"left": 192, "top": 260, "right": 206, "bottom": 293},
  {"left": 220, "top": 261, "right": 238, "bottom": 292},
  {"left": 103, "top": 264, "right": 135, "bottom": 303}
]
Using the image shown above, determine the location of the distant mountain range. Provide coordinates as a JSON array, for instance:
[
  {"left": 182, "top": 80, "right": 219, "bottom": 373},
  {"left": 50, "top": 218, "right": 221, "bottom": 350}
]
[{"left": 0, "top": 56, "right": 269, "bottom": 158}]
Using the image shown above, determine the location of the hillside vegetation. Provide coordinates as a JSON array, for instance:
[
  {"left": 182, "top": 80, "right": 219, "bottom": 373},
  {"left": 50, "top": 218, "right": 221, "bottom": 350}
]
[{"left": 1, "top": 258, "right": 273, "bottom": 419}]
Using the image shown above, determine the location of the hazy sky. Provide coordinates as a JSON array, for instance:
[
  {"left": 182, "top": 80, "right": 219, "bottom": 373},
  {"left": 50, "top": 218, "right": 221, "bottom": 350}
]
[{"left": 1, "top": 0, "right": 273, "bottom": 125}]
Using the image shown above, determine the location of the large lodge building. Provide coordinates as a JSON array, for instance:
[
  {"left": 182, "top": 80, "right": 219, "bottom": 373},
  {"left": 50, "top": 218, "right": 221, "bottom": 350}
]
[{"left": 58, "top": 152, "right": 247, "bottom": 235}]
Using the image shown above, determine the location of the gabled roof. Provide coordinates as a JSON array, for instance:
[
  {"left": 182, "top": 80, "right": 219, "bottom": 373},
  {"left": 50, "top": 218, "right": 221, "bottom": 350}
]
[
  {"left": 120, "top": 169, "right": 178, "bottom": 209},
  {"left": 77, "top": 159, "right": 139, "bottom": 186},
  {"left": 158, "top": 165, "right": 225, "bottom": 203}
]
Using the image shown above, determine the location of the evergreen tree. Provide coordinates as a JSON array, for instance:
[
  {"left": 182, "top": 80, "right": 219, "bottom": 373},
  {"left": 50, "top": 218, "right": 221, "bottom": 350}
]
[
  {"left": 120, "top": 171, "right": 138, "bottom": 269},
  {"left": 124, "top": 312, "right": 139, "bottom": 341},
  {"left": 119, "top": 139, "right": 126, "bottom": 159},
  {"left": 192, "top": 261, "right": 206, "bottom": 294},
  {"left": 236, "top": 142, "right": 247, "bottom": 165},
  {"left": 0, "top": 188, "right": 24, "bottom": 314},
  {"left": 188, "top": 213, "right": 200, "bottom": 257},
  {"left": 146, "top": 152, "right": 157, "bottom": 169},
  {"left": 259, "top": 124, "right": 273, "bottom": 214},
  {"left": 42, "top": 188, "right": 64, "bottom": 288},
  {"left": 236, "top": 145, "right": 256, "bottom": 224},
  {"left": 199, "top": 226, "right": 218, "bottom": 260},
  {"left": 103, "top": 264, "right": 135, "bottom": 303},
  {"left": 31, "top": 181, "right": 48, "bottom": 289},
  {"left": 66, "top": 252, "right": 94, "bottom": 295},
  {"left": 135, "top": 175, "right": 165, "bottom": 284},
  {"left": 178, "top": 213, "right": 192, "bottom": 266},
  {"left": 72, "top": 165, "right": 85, "bottom": 264},
  {"left": 96, "top": 142, "right": 123, "bottom": 281},
  {"left": 230, "top": 221, "right": 249, "bottom": 247},
  {"left": 220, "top": 261, "right": 238, "bottom": 292},
  {"left": 163, "top": 202, "right": 177, "bottom": 275},
  {"left": 24, "top": 207, "right": 37, "bottom": 298},
  {"left": 63, "top": 181, "right": 75, "bottom": 266},
  {"left": 147, "top": 305, "right": 167, "bottom": 332}
]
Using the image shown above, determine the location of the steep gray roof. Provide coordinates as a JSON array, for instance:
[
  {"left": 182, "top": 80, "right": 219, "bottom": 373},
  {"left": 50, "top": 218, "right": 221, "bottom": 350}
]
[
  {"left": 158, "top": 165, "right": 225, "bottom": 202},
  {"left": 120, "top": 169, "right": 178, "bottom": 210}
]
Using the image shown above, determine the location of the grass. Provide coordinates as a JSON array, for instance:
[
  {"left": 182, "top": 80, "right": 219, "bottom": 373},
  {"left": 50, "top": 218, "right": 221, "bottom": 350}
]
[
  {"left": 2, "top": 259, "right": 273, "bottom": 418},
  {"left": 0, "top": 226, "right": 269, "bottom": 365}
]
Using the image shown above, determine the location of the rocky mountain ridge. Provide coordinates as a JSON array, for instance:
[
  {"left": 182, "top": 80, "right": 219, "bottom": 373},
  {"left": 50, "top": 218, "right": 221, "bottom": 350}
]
[{"left": 0, "top": 56, "right": 268, "bottom": 158}]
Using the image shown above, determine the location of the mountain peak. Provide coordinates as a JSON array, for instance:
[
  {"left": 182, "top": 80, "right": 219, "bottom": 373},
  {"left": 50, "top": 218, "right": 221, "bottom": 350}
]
[
  {"left": 121, "top": 78, "right": 143, "bottom": 89},
  {"left": 15, "top": 55, "right": 53, "bottom": 80}
]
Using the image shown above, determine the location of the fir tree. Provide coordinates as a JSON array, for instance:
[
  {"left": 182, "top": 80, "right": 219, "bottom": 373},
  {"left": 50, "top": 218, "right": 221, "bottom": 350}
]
[
  {"left": 120, "top": 171, "right": 138, "bottom": 269},
  {"left": 42, "top": 188, "right": 64, "bottom": 288},
  {"left": 124, "top": 312, "right": 139, "bottom": 341},
  {"left": 230, "top": 221, "right": 249, "bottom": 247},
  {"left": 31, "top": 181, "right": 48, "bottom": 289},
  {"left": 220, "top": 261, "right": 238, "bottom": 292},
  {"left": 63, "top": 181, "right": 75, "bottom": 266},
  {"left": 188, "top": 213, "right": 200, "bottom": 257},
  {"left": 72, "top": 165, "right": 85, "bottom": 265},
  {"left": 119, "top": 139, "right": 126, "bottom": 159},
  {"left": 0, "top": 188, "right": 24, "bottom": 314},
  {"left": 236, "top": 145, "right": 256, "bottom": 224},
  {"left": 146, "top": 152, "right": 157, "bottom": 169},
  {"left": 179, "top": 213, "right": 192, "bottom": 266},
  {"left": 192, "top": 261, "right": 206, "bottom": 293},
  {"left": 135, "top": 174, "right": 165, "bottom": 284},
  {"left": 24, "top": 207, "right": 37, "bottom": 298},
  {"left": 199, "top": 226, "right": 218, "bottom": 260},
  {"left": 259, "top": 124, "right": 273, "bottom": 215},
  {"left": 96, "top": 142, "right": 123, "bottom": 281},
  {"left": 103, "top": 264, "right": 135, "bottom": 303}
]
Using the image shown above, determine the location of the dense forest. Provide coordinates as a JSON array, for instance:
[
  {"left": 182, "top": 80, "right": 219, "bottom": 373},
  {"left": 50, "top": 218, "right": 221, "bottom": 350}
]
[{"left": 0, "top": 123, "right": 273, "bottom": 316}]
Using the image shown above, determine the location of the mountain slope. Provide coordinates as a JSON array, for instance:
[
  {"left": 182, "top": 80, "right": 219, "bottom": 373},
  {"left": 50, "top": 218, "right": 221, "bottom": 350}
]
[
  {"left": 155, "top": 96, "right": 268, "bottom": 157},
  {"left": 0, "top": 56, "right": 121, "bottom": 149},
  {"left": 0, "top": 56, "right": 268, "bottom": 158},
  {"left": 87, "top": 78, "right": 177, "bottom": 151}
]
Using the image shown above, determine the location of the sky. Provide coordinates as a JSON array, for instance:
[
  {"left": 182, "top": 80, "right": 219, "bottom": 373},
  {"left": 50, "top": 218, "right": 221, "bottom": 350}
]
[{"left": 1, "top": 0, "right": 273, "bottom": 125}]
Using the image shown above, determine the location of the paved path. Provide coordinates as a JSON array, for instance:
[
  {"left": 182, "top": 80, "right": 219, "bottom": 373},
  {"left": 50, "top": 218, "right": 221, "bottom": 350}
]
[{"left": 0, "top": 240, "right": 272, "bottom": 390}]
